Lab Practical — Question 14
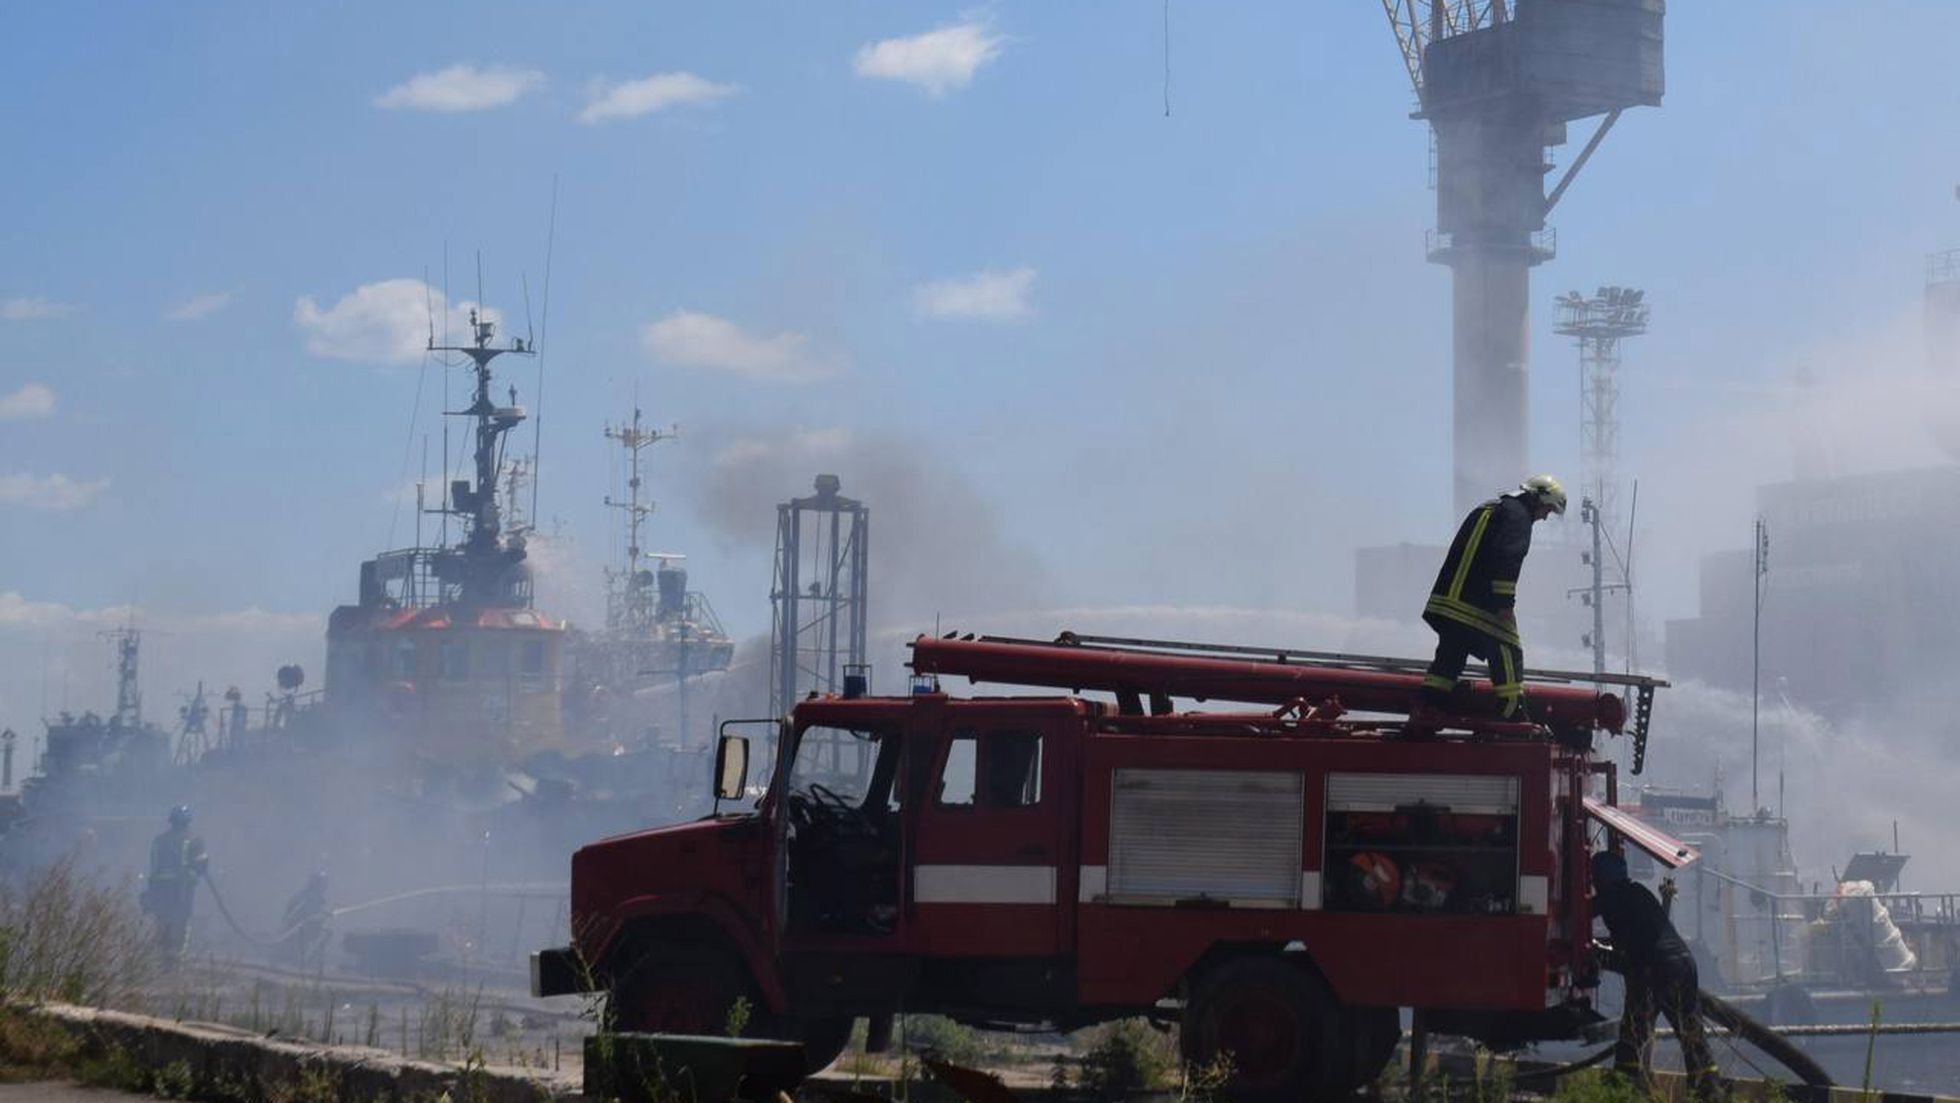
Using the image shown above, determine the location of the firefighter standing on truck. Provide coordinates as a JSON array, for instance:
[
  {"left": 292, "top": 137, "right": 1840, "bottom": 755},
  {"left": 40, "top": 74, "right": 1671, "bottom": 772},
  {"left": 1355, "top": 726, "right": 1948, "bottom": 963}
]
[
  {"left": 1420, "top": 475, "right": 1566, "bottom": 721},
  {"left": 1591, "top": 850, "right": 1720, "bottom": 1099}
]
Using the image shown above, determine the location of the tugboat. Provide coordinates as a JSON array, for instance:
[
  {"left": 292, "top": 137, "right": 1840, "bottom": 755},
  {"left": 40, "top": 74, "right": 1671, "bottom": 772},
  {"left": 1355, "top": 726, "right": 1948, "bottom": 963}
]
[{"left": 323, "top": 309, "right": 569, "bottom": 780}]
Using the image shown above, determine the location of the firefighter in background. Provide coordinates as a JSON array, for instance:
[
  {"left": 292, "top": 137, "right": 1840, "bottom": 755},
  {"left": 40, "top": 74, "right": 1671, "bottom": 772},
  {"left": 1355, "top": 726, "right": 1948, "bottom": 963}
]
[
  {"left": 1591, "top": 850, "right": 1719, "bottom": 1100},
  {"left": 278, "top": 871, "right": 332, "bottom": 967},
  {"left": 1419, "top": 475, "right": 1566, "bottom": 721},
  {"left": 141, "top": 805, "right": 207, "bottom": 965}
]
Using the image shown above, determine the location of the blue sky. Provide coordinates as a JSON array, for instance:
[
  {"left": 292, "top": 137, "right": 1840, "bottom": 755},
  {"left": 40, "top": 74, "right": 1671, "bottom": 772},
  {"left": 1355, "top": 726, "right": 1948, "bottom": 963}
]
[{"left": 6, "top": 2, "right": 1960, "bottom": 731}]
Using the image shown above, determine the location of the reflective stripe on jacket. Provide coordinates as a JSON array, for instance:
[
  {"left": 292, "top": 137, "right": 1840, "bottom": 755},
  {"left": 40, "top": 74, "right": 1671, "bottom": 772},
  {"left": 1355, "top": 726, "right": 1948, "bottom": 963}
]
[{"left": 1423, "top": 494, "right": 1532, "bottom": 646}]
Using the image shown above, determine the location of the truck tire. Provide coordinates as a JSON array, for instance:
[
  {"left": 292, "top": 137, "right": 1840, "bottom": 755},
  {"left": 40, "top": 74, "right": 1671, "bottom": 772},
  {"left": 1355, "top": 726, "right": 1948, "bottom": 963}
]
[
  {"left": 1182, "top": 957, "right": 1355, "bottom": 1102},
  {"left": 612, "top": 947, "right": 756, "bottom": 1037},
  {"left": 782, "top": 1016, "right": 855, "bottom": 1072},
  {"left": 612, "top": 949, "right": 852, "bottom": 1074}
]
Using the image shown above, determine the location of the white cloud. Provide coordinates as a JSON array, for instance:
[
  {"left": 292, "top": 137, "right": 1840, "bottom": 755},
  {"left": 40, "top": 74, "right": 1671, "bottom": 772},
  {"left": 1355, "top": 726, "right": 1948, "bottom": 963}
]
[
  {"left": 0, "top": 591, "right": 93, "bottom": 628},
  {"left": 0, "top": 473, "right": 108, "bottom": 511},
  {"left": 642, "top": 310, "right": 837, "bottom": 382},
  {"left": 2, "top": 297, "right": 73, "bottom": 321},
  {"left": 578, "top": 71, "right": 740, "bottom": 124},
  {"left": 0, "top": 592, "right": 311, "bottom": 635},
  {"left": 914, "top": 266, "right": 1037, "bottom": 322},
  {"left": 0, "top": 383, "right": 56, "bottom": 420},
  {"left": 165, "top": 290, "right": 234, "bottom": 322},
  {"left": 374, "top": 64, "right": 545, "bottom": 112},
  {"left": 293, "top": 279, "right": 496, "bottom": 366},
  {"left": 853, "top": 20, "right": 1004, "bottom": 96}
]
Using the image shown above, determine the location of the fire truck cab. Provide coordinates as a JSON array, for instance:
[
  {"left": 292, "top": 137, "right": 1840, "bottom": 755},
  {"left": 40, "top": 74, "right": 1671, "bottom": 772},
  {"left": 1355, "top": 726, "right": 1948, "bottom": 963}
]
[{"left": 536, "top": 634, "right": 1678, "bottom": 1100}]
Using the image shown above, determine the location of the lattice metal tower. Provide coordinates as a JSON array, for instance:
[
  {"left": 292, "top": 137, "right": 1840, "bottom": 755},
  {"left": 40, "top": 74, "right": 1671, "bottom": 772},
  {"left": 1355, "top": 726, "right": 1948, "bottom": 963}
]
[
  {"left": 101, "top": 626, "right": 142, "bottom": 728},
  {"left": 1380, "top": 1, "right": 1664, "bottom": 516},
  {"left": 602, "top": 406, "right": 676, "bottom": 634},
  {"left": 1555, "top": 286, "right": 1648, "bottom": 532},
  {"left": 769, "top": 475, "right": 869, "bottom": 719}
]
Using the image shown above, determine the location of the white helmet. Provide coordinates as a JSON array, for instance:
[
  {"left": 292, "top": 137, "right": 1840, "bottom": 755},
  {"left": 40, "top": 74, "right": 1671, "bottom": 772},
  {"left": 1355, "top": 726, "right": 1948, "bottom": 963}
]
[{"left": 1519, "top": 474, "right": 1567, "bottom": 515}]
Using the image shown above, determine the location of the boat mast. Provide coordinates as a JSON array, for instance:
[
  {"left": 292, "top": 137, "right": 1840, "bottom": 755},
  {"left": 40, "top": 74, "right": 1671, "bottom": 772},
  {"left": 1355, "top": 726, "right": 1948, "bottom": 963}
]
[
  {"left": 430, "top": 309, "right": 534, "bottom": 605},
  {"left": 603, "top": 407, "right": 675, "bottom": 632}
]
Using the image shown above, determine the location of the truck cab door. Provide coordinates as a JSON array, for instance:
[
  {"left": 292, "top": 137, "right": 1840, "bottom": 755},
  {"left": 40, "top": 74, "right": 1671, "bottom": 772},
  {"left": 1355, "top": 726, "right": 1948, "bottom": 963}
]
[{"left": 908, "top": 714, "right": 1071, "bottom": 958}]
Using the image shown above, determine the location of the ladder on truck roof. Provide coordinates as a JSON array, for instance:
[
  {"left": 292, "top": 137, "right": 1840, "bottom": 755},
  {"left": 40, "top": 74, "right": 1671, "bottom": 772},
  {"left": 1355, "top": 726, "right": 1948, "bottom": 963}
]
[
  {"left": 908, "top": 631, "right": 1667, "bottom": 774},
  {"left": 1019, "top": 632, "right": 1668, "bottom": 690}
]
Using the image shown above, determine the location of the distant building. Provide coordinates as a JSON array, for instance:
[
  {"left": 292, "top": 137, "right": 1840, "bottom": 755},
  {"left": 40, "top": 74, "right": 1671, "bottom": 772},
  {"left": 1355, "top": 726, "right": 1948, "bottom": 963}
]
[{"left": 1664, "top": 465, "right": 1960, "bottom": 717}]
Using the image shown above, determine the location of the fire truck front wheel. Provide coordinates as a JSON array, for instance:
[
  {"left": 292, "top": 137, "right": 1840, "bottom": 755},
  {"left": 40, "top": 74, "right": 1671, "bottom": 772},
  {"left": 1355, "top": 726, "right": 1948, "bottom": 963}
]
[
  {"left": 1181, "top": 957, "right": 1353, "bottom": 1101},
  {"left": 611, "top": 948, "right": 854, "bottom": 1073},
  {"left": 612, "top": 947, "right": 756, "bottom": 1037}
]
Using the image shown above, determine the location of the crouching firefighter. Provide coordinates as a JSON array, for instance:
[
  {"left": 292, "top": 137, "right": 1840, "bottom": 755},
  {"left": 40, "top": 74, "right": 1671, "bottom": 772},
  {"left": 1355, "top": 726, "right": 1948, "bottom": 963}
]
[
  {"left": 1419, "top": 475, "right": 1566, "bottom": 723},
  {"left": 1592, "top": 850, "right": 1720, "bottom": 1100}
]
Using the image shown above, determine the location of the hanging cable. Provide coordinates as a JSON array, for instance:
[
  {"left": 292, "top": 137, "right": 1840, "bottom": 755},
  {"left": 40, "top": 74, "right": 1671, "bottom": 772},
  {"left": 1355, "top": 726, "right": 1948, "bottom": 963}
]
[
  {"left": 531, "top": 175, "right": 558, "bottom": 529},
  {"left": 1162, "top": 0, "right": 1172, "bottom": 117}
]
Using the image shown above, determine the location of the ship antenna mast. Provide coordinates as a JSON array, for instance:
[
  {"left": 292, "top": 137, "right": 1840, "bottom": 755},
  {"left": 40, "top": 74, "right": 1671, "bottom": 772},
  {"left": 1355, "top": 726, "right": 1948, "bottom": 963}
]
[
  {"left": 429, "top": 296, "right": 534, "bottom": 603},
  {"left": 603, "top": 406, "right": 677, "bottom": 631}
]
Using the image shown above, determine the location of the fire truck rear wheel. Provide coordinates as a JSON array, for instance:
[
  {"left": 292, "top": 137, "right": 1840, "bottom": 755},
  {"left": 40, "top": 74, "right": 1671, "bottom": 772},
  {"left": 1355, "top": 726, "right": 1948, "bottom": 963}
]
[{"left": 1181, "top": 957, "right": 1350, "bottom": 1101}]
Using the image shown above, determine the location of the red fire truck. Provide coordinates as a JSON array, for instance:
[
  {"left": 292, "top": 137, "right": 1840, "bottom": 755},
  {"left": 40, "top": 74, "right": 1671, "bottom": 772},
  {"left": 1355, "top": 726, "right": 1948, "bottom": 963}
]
[{"left": 535, "top": 633, "right": 1686, "bottom": 1099}]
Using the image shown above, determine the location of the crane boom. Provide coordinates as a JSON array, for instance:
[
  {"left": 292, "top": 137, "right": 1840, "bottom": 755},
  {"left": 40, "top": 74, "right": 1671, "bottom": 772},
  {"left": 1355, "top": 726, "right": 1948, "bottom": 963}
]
[{"left": 1378, "top": 1, "right": 1512, "bottom": 103}]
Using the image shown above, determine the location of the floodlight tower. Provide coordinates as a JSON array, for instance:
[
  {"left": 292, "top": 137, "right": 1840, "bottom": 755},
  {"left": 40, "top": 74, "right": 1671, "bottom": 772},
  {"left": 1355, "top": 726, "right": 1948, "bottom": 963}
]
[
  {"left": 1380, "top": 1, "right": 1664, "bottom": 517},
  {"left": 1554, "top": 285, "right": 1648, "bottom": 532}
]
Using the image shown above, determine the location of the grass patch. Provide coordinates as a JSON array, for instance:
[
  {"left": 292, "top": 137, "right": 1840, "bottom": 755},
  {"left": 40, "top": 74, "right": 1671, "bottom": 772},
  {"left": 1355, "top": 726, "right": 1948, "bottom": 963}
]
[
  {"left": 0, "top": 857, "right": 153, "bottom": 1008},
  {"left": 0, "top": 1005, "right": 82, "bottom": 1081},
  {"left": 1076, "top": 1018, "right": 1176, "bottom": 1099}
]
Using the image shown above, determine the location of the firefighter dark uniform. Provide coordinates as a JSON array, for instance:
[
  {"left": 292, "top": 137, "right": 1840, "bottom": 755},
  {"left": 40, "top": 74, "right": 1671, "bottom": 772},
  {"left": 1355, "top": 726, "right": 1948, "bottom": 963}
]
[
  {"left": 1592, "top": 851, "right": 1719, "bottom": 1100},
  {"left": 142, "top": 806, "right": 207, "bottom": 964},
  {"left": 1421, "top": 491, "right": 1538, "bottom": 719}
]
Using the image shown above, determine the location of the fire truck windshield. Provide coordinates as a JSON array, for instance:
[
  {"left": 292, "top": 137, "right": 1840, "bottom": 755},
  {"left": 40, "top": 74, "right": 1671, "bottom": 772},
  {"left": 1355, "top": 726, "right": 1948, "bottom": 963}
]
[{"left": 786, "top": 725, "right": 896, "bottom": 811}]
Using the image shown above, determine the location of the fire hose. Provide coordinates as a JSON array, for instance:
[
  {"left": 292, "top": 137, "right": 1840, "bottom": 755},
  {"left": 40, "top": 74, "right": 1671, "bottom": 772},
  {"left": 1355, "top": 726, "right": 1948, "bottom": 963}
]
[
  {"left": 197, "top": 869, "right": 317, "bottom": 948},
  {"left": 197, "top": 871, "right": 566, "bottom": 947}
]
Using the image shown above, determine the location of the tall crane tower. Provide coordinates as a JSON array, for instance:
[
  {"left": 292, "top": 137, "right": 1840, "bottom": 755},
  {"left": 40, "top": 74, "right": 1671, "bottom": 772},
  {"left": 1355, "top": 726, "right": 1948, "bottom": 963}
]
[{"left": 1380, "top": 1, "right": 1663, "bottom": 517}]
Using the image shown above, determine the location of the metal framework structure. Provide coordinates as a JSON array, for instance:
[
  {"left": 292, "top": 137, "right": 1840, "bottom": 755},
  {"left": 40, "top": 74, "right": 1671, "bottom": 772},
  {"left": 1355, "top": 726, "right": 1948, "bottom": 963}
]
[
  {"left": 1379, "top": 1, "right": 1513, "bottom": 98},
  {"left": 1379, "top": 0, "right": 1663, "bottom": 516},
  {"left": 100, "top": 626, "right": 142, "bottom": 728},
  {"left": 602, "top": 406, "right": 676, "bottom": 635},
  {"left": 769, "top": 475, "right": 869, "bottom": 719},
  {"left": 355, "top": 309, "right": 537, "bottom": 612},
  {"left": 1555, "top": 286, "right": 1648, "bottom": 532}
]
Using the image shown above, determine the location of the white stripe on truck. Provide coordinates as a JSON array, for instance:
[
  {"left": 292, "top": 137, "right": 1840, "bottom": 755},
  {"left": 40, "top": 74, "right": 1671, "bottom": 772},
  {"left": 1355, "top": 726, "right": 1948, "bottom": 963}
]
[{"left": 914, "top": 864, "right": 1057, "bottom": 905}]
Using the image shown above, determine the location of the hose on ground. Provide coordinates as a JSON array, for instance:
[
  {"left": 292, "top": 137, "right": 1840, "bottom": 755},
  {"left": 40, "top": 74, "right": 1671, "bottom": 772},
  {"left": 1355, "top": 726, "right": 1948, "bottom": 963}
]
[
  {"left": 1506, "top": 1042, "right": 1618, "bottom": 1082},
  {"left": 197, "top": 870, "right": 319, "bottom": 948},
  {"left": 1698, "top": 989, "right": 1834, "bottom": 1088}
]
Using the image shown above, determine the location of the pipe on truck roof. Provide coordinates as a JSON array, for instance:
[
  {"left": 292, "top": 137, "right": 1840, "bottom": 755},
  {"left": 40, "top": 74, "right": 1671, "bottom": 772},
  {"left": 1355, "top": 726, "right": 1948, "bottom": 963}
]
[{"left": 908, "top": 636, "right": 1626, "bottom": 734}]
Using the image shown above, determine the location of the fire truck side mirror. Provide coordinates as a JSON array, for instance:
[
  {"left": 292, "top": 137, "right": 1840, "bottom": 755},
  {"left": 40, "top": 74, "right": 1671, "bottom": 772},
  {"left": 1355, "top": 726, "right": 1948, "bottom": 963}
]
[{"left": 714, "top": 734, "right": 750, "bottom": 802}]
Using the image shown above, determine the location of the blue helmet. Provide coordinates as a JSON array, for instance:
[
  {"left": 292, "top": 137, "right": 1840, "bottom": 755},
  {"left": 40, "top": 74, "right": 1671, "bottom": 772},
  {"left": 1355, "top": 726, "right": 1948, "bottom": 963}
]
[
  {"left": 1590, "top": 850, "right": 1628, "bottom": 885},
  {"left": 168, "top": 805, "right": 192, "bottom": 828}
]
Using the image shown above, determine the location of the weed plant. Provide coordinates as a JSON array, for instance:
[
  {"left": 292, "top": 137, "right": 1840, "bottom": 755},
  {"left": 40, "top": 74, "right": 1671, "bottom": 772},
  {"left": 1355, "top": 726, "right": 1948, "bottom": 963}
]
[{"left": 0, "top": 857, "right": 153, "bottom": 1007}]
